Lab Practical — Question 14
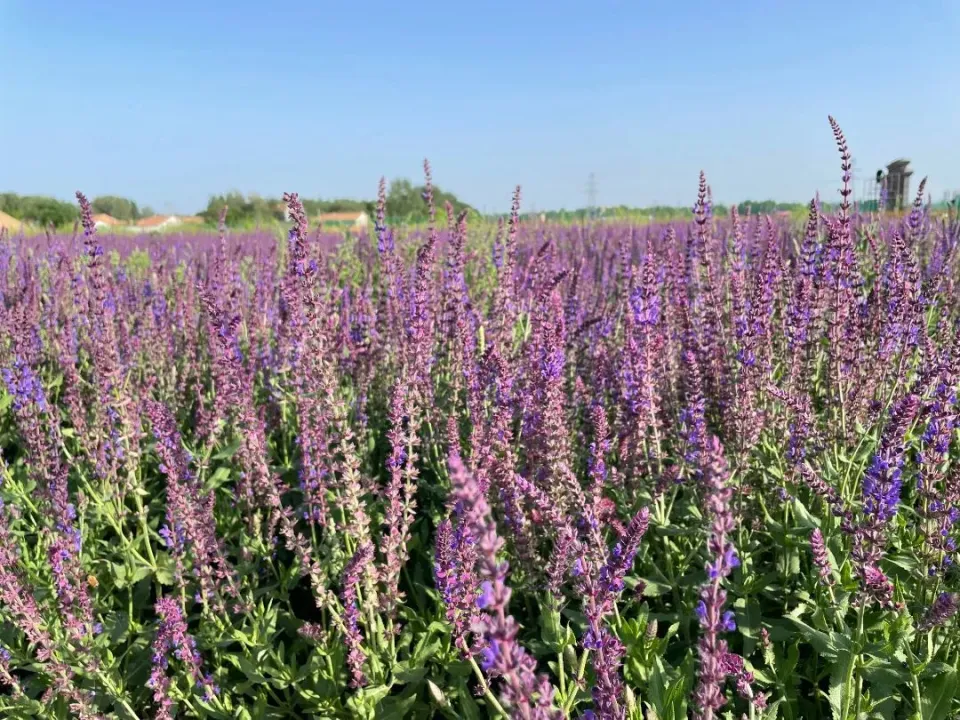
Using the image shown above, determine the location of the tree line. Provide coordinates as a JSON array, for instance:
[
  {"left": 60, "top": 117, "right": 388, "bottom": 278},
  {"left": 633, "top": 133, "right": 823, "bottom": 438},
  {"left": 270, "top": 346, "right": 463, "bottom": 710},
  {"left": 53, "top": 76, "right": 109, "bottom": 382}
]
[
  {"left": 0, "top": 179, "right": 478, "bottom": 230},
  {"left": 0, "top": 194, "right": 155, "bottom": 227},
  {"left": 199, "top": 179, "right": 478, "bottom": 227},
  {"left": 1, "top": 187, "right": 866, "bottom": 232}
]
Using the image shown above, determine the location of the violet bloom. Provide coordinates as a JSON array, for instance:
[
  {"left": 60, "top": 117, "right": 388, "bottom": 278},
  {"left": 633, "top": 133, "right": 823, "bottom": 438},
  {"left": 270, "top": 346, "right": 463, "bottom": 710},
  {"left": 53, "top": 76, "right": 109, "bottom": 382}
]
[
  {"left": 920, "top": 592, "right": 957, "bottom": 631},
  {"left": 809, "top": 528, "right": 833, "bottom": 586},
  {"left": 678, "top": 350, "right": 707, "bottom": 475},
  {"left": 434, "top": 516, "right": 480, "bottom": 653},
  {"left": 853, "top": 394, "right": 919, "bottom": 605},
  {"left": 146, "top": 400, "right": 238, "bottom": 611},
  {"left": 444, "top": 452, "right": 559, "bottom": 717},
  {"left": 575, "top": 507, "right": 650, "bottom": 720},
  {"left": 148, "top": 597, "right": 214, "bottom": 720},
  {"left": 0, "top": 643, "right": 21, "bottom": 698},
  {"left": 341, "top": 543, "right": 374, "bottom": 688},
  {"left": 692, "top": 436, "right": 743, "bottom": 720},
  {"left": 380, "top": 380, "right": 419, "bottom": 616}
]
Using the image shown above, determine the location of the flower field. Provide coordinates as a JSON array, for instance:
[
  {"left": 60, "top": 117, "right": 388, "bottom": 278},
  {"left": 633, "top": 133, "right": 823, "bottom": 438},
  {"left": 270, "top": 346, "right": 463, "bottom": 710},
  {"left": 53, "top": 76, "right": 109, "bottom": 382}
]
[{"left": 1, "top": 118, "right": 959, "bottom": 719}]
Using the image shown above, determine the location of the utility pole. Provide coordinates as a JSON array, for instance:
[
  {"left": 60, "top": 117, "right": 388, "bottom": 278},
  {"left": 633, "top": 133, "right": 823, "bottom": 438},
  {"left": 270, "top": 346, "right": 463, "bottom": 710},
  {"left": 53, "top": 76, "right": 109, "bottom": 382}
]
[{"left": 586, "top": 172, "right": 597, "bottom": 220}]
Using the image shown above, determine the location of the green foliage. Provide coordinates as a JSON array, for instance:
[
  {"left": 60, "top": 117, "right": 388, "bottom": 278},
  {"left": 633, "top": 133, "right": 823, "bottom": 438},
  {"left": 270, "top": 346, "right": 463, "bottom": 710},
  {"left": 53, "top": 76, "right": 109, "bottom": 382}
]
[
  {"left": 0, "top": 192, "right": 78, "bottom": 227},
  {"left": 384, "top": 178, "right": 476, "bottom": 222},
  {"left": 200, "top": 191, "right": 283, "bottom": 227},
  {"left": 198, "top": 179, "right": 476, "bottom": 229},
  {"left": 91, "top": 195, "right": 141, "bottom": 221}
]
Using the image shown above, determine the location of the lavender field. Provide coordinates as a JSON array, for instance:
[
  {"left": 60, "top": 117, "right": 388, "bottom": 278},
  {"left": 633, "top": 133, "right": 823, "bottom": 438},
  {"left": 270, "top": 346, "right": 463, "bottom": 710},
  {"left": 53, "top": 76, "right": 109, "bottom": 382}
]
[{"left": 0, "top": 119, "right": 958, "bottom": 720}]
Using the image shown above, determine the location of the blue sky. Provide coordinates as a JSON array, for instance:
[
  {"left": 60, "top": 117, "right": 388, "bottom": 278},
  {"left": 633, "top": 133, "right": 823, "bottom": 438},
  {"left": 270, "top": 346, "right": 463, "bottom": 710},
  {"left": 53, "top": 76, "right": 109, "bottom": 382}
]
[{"left": 2, "top": 1, "right": 958, "bottom": 214}]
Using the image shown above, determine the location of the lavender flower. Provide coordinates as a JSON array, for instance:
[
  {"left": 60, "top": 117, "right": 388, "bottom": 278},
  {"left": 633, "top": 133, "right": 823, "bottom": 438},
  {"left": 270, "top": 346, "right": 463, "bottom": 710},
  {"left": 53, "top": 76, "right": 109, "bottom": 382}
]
[
  {"left": 692, "top": 436, "right": 743, "bottom": 720},
  {"left": 444, "top": 452, "right": 559, "bottom": 717},
  {"left": 341, "top": 543, "right": 374, "bottom": 688},
  {"left": 809, "top": 528, "right": 833, "bottom": 586},
  {"left": 919, "top": 592, "right": 957, "bottom": 631},
  {"left": 148, "top": 597, "right": 214, "bottom": 719},
  {"left": 575, "top": 507, "right": 650, "bottom": 720}
]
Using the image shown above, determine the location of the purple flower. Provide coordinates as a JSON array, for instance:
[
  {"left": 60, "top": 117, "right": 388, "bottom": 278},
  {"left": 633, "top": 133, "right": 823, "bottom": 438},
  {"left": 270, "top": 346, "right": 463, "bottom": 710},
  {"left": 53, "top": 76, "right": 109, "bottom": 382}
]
[
  {"left": 809, "top": 528, "right": 833, "bottom": 586},
  {"left": 442, "top": 452, "right": 560, "bottom": 717},
  {"left": 341, "top": 543, "right": 374, "bottom": 688},
  {"left": 692, "top": 436, "right": 744, "bottom": 719},
  {"left": 920, "top": 593, "right": 958, "bottom": 631}
]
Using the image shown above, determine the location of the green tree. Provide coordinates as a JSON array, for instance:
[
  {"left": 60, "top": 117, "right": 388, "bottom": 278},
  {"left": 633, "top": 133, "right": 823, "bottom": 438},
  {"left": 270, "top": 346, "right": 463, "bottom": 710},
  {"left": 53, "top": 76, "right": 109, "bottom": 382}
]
[
  {"left": 91, "top": 195, "right": 140, "bottom": 221},
  {"left": 0, "top": 193, "right": 23, "bottom": 218},
  {"left": 200, "top": 191, "right": 284, "bottom": 227},
  {"left": 19, "top": 196, "right": 78, "bottom": 227},
  {"left": 385, "top": 178, "right": 475, "bottom": 222}
]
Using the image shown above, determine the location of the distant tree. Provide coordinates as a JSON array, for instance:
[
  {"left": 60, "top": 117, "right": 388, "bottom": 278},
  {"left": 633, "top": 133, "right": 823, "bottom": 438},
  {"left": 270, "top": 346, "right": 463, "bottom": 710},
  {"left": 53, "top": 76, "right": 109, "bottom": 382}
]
[
  {"left": 0, "top": 193, "right": 79, "bottom": 226},
  {"left": 0, "top": 193, "right": 23, "bottom": 218},
  {"left": 200, "top": 191, "right": 284, "bottom": 227},
  {"left": 386, "top": 178, "right": 475, "bottom": 222},
  {"left": 18, "top": 196, "right": 78, "bottom": 227},
  {"left": 91, "top": 195, "right": 140, "bottom": 221}
]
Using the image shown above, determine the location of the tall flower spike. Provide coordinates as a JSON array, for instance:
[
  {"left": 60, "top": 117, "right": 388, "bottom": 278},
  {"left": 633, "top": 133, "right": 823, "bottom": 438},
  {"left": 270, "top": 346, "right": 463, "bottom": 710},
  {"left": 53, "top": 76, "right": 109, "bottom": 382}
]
[
  {"left": 446, "top": 452, "right": 560, "bottom": 717},
  {"left": 341, "top": 543, "right": 374, "bottom": 688},
  {"left": 75, "top": 191, "right": 96, "bottom": 238},
  {"left": 809, "top": 528, "right": 833, "bottom": 586},
  {"left": 692, "top": 436, "right": 743, "bottom": 720}
]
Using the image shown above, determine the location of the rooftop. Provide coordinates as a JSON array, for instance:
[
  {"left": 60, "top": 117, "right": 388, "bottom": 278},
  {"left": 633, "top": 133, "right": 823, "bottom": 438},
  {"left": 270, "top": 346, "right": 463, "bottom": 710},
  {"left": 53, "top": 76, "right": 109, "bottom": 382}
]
[
  {"left": 318, "top": 211, "right": 367, "bottom": 222},
  {"left": 136, "top": 215, "right": 178, "bottom": 228}
]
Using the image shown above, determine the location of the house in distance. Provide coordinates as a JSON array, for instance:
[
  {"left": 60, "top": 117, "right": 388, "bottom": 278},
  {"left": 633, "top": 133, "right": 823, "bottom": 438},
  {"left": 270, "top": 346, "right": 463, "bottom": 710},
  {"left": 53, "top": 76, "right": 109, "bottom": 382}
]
[
  {"left": 92, "top": 213, "right": 123, "bottom": 230},
  {"left": 132, "top": 215, "right": 205, "bottom": 232},
  {"left": 316, "top": 211, "right": 370, "bottom": 233}
]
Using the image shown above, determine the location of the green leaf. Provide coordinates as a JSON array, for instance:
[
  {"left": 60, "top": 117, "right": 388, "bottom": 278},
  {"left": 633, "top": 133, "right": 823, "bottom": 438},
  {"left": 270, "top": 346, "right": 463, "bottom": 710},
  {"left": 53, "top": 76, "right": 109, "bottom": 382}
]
[
  {"left": 208, "top": 466, "right": 232, "bottom": 488},
  {"left": 213, "top": 438, "right": 242, "bottom": 461},
  {"left": 635, "top": 578, "right": 672, "bottom": 597},
  {"left": 155, "top": 554, "right": 175, "bottom": 586},
  {"left": 739, "top": 599, "right": 762, "bottom": 657},
  {"left": 828, "top": 649, "right": 853, "bottom": 720},
  {"left": 376, "top": 685, "right": 420, "bottom": 720},
  {"left": 785, "top": 617, "right": 849, "bottom": 660},
  {"left": 395, "top": 666, "right": 427, "bottom": 685},
  {"left": 860, "top": 656, "right": 912, "bottom": 687},
  {"left": 792, "top": 497, "right": 820, "bottom": 529},
  {"left": 107, "top": 612, "right": 130, "bottom": 644},
  {"left": 647, "top": 657, "right": 667, "bottom": 715},
  {"left": 130, "top": 564, "right": 153, "bottom": 584},
  {"left": 456, "top": 679, "right": 482, "bottom": 720},
  {"left": 540, "top": 604, "right": 562, "bottom": 648},
  {"left": 236, "top": 656, "right": 268, "bottom": 684},
  {"left": 110, "top": 561, "right": 129, "bottom": 588},
  {"left": 920, "top": 667, "right": 957, "bottom": 720},
  {"left": 112, "top": 700, "right": 139, "bottom": 720}
]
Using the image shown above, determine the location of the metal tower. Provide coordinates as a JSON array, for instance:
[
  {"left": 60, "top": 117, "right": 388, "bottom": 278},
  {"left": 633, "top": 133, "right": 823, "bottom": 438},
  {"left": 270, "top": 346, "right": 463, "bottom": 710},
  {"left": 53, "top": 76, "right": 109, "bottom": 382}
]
[{"left": 586, "top": 173, "right": 597, "bottom": 219}]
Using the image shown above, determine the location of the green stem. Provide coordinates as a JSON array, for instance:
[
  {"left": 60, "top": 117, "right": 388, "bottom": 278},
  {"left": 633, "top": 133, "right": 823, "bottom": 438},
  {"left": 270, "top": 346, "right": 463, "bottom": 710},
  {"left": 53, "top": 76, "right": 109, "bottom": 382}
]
[
  {"left": 844, "top": 601, "right": 866, "bottom": 719},
  {"left": 467, "top": 657, "right": 509, "bottom": 719},
  {"left": 562, "top": 649, "right": 591, "bottom": 713},
  {"left": 558, "top": 647, "right": 567, "bottom": 701}
]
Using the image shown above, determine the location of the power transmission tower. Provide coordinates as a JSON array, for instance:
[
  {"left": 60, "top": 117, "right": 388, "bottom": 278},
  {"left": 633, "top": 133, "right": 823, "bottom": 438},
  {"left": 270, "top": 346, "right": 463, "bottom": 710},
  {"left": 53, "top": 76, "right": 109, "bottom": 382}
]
[
  {"left": 850, "top": 156, "right": 859, "bottom": 205},
  {"left": 586, "top": 173, "right": 597, "bottom": 219}
]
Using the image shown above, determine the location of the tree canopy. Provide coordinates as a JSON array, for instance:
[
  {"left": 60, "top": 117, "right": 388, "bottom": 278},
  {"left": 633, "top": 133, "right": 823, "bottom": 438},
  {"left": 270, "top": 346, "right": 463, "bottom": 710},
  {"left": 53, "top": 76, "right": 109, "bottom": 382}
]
[
  {"left": 199, "top": 179, "right": 477, "bottom": 228},
  {"left": 91, "top": 195, "right": 142, "bottom": 221},
  {"left": 0, "top": 193, "right": 78, "bottom": 228}
]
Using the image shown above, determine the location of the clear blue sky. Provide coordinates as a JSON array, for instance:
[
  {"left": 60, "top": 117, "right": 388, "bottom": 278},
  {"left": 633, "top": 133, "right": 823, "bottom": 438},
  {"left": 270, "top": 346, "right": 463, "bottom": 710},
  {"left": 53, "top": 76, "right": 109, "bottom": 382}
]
[{"left": 2, "top": 1, "right": 958, "bottom": 214}]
